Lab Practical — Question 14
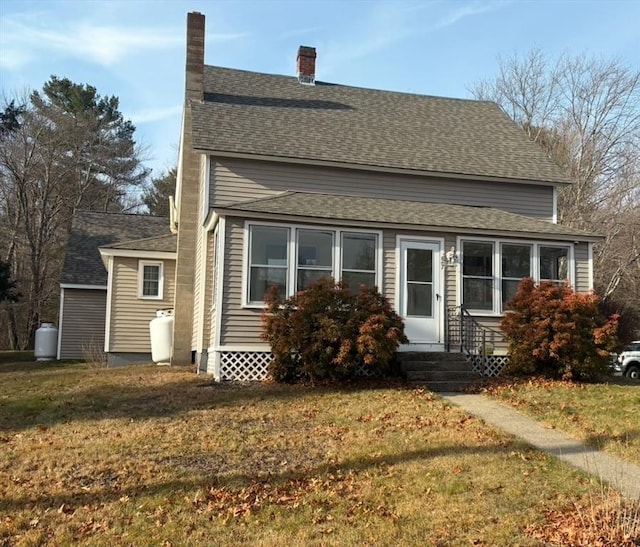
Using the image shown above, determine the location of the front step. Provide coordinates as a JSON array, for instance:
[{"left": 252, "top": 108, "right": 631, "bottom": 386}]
[{"left": 397, "top": 352, "right": 483, "bottom": 392}]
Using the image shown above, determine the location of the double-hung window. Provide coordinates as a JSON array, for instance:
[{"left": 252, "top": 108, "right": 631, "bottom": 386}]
[
  {"left": 501, "top": 244, "right": 531, "bottom": 310},
  {"left": 248, "top": 226, "right": 289, "bottom": 303},
  {"left": 296, "top": 229, "right": 334, "bottom": 291},
  {"left": 139, "top": 261, "right": 163, "bottom": 300},
  {"left": 246, "top": 224, "right": 380, "bottom": 306},
  {"left": 462, "top": 241, "right": 494, "bottom": 311},
  {"left": 341, "top": 233, "right": 377, "bottom": 288},
  {"left": 539, "top": 246, "right": 568, "bottom": 283},
  {"left": 461, "top": 239, "right": 572, "bottom": 314}
]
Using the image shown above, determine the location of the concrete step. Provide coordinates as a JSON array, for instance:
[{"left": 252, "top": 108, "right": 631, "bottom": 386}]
[{"left": 396, "top": 351, "right": 482, "bottom": 392}]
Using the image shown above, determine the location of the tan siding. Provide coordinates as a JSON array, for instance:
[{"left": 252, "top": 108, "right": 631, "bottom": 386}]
[
  {"left": 109, "top": 258, "right": 176, "bottom": 352},
  {"left": 59, "top": 289, "right": 106, "bottom": 359},
  {"left": 203, "top": 231, "right": 213, "bottom": 347},
  {"left": 209, "top": 228, "right": 219, "bottom": 349},
  {"left": 574, "top": 243, "right": 590, "bottom": 292},
  {"left": 211, "top": 158, "right": 554, "bottom": 220},
  {"left": 192, "top": 156, "right": 208, "bottom": 349},
  {"left": 220, "top": 218, "right": 263, "bottom": 346},
  {"left": 382, "top": 231, "right": 396, "bottom": 303}
]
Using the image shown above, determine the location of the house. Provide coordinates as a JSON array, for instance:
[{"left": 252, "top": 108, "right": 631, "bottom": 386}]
[
  {"left": 57, "top": 211, "right": 176, "bottom": 365},
  {"left": 167, "top": 11, "right": 597, "bottom": 381}
]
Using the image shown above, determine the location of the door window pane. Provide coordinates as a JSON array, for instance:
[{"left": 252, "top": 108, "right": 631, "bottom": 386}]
[
  {"left": 407, "top": 249, "right": 432, "bottom": 282},
  {"left": 407, "top": 283, "right": 433, "bottom": 317}
]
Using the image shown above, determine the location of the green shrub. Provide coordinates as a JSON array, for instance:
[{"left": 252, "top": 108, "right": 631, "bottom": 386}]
[
  {"left": 262, "top": 278, "right": 408, "bottom": 383},
  {"left": 501, "top": 278, "right": 619, "bottom": 381}
]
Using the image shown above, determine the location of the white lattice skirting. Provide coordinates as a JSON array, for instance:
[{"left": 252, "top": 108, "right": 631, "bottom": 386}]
[
  {"left": 219, "top": 352, "right": 377, "bottom": 381},
  {"left": 220, "top": 352, "right": 273, "bottom": 381},
  {"left": 219, "top": 351, "right": 509, "bottom": 381},
  {"left": 469, "top": 355, "right": 509, "bottom": 377}
]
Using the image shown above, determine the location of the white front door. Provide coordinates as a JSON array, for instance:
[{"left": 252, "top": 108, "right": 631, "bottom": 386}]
[{"left": 399, "top": 240, "right": 442, "bottom": 345}]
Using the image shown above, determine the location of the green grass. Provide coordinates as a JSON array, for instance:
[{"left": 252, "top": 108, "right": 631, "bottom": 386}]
[
  {"left": 0, "top": 358, "right": 638, "bottom": 546},
  {"left": 482, "top": 377, "right": 640, "bottom": 465}
]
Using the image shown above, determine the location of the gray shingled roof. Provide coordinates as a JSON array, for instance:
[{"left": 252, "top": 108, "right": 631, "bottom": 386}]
[
  {"left": 61, "top": 211, "right": 171, "bottom": 286},
  {"left": 218, "top": 192, "right": 598, "bottom": 240},
  {"left": 103, "top": 234, "right": 177, "bottom": 253},
  {"left": 192, "top": 66, "right": 570, "bottom": 184}
]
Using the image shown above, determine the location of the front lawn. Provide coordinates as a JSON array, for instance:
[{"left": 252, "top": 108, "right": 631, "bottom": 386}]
[
  {"left": 0, "top": 359, "right": 637, "bottom": 545},
  {"left": 482, "top": 377, "right": 640, "bottom": 466}
]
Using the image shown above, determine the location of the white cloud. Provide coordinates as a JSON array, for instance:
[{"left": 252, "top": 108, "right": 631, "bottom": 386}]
[
  {"left": 433, "top": 1, "right": 508, "bottom": 30},
  {"left": 126, "top": 104, "right": 183, "bottom": 125},
  {"left": 0, "top": 17, "right": 182, "bottom": 68}
]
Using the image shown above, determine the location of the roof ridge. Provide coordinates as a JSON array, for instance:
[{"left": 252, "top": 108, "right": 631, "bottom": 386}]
[
  {"left": 204, "top": 65, "right": 494, "bottom": 105},
  {"left": 104, "top": 233, "right": 175, "bottom": 249}
]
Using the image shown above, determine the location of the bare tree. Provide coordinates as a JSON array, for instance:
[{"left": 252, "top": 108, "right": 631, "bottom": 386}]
[
  {"left": 473, "top": 50, "right": 640, "bottom": 313},
  {"left": 0, "top": 78, "right": 149, "bottom": 349}
]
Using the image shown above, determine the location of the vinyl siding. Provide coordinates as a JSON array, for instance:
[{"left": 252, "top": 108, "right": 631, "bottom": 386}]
[
  {"left": 209, "top": 227, "right": 219, "bottom": 349},
  {"left": 210, "top": 158, "right": 555, "bottom": 220},
  {"left": 109, "top": 257, "right": 176, "bottom": 352},
  {"left": 191, "top": 157, "right": 207, "bottom": 349},
  {"left": 59, "top": 288, "right": 107, "bottom": 359},
  {"left": 574, "top": 242, "right": 591, "bottom": 292},
  {"left": 220, "top": 218, "right": 262, "bottom": 346},
  {"left": 219, "top": 219, "right": 460, "bottom": 346}
]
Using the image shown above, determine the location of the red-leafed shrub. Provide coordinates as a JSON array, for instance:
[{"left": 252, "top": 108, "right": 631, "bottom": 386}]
[
  {"left": 501, "top": 278, "right": 619, "bottom": 381},
  {"left": 262, "top": 278, "right": 408, "bottom": 383}
]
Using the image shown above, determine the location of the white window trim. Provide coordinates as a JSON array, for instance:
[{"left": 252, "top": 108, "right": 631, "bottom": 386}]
[
  {"left": 457, "top": 236, "right": 575, "bottom": 316},
  {"left": 242, "top": 221, "right": 383, "bottom": 308},
  {"left": 138, "top": 260, "right": 164, "bottom": 300}
]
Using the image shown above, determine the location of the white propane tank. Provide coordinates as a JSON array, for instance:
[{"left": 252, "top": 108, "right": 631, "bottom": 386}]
[
  {"left": 35, "top": 323, "right": 58, "bottom": 361},
  {"left": 150, "top": 309, "right": 174, "bottom": 363}
]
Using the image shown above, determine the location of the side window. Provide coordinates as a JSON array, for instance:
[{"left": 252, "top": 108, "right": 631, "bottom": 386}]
[
  {"left": 501, "top": 243, "right": 531, "bottom": 310},
  {"left": 341, "top": 232, "right": 377, "bottom": 289},
  {"left": 248, "top": 225, "right": 289, "bottom": 304},
  {"left": 139, "top": 261, "right": 163, "bottom": 299},
  {"left": 296, "top": 229, "right": 334, "bottom": 291},
  {"left": 462, "top": 241, "right": 494, "bottom": 311},
  {"left": 539, "top": 246, "right": 569, "bottom": 283}
]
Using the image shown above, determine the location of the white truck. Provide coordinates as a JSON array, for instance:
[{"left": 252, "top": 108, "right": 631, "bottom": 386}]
[{"left": 612, "top": 341, "right": 640, "bottom": 380}]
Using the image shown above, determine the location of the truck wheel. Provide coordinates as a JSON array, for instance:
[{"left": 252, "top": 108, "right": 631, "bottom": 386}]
[{"left": 626, "top": 364, "right": 640, "bottom": 380}]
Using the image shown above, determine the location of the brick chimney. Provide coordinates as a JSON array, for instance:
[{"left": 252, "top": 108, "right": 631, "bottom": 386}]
[
  {"left": 185, "top": 11, "right": 205, "bottom": 99},
  {"left": 172, "top": 11, "right": 205, "bottom": 365},
  {"left": 297, "top": 46, "right": 316, "bottom": 85}
]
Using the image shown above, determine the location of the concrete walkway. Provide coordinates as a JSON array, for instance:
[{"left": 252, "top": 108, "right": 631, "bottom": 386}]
[{"left": 442, "top": 393, "right": 640, "bottom": 500}]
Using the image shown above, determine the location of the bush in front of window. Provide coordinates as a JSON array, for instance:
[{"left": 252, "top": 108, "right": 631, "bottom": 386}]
[
  {"left": 262, "top": 277, "right": 408, "bottom": 383},
  {"left": 501, "top": 278, "right": 619, "bottom": 381}
]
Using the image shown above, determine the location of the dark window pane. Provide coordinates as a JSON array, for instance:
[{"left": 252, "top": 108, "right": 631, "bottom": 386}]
[
  {"left": 342, "top": 234, "right": 376, "bottom": 270},
  {"left": 250, "top": 226, "right": 288, "bottom": 265},
  {"left": 540, "top": 247, "right": 568, "bottom": 281},
  {"left": 502, "top": 244, "right": 531, "bottom": 278},
  {"left": 463, "top": 278, "right": 493, "bottom": 310},
  {"left": 297, "top": 230, "right": 333, "bottom": 267},
  {"left": 297, "top": 269, "right": 332, "bottom": 291},
  {"left": 407, "top": 249, "right": 432, "bottom": 282},
  {"left": 502, "top": 279, "right": 521, "bottom": 307},
  {"left": 463, "top": 242, "right": 493, "bottom": 276},
  {"left": 342, "top": 271, "right": 375, "bottom": 290},
  {"left": 249, "top": 267, "right": 287, "bottom": 302},
  {"left": 407, "top": 283, "right": 433, "bottom": 317}
]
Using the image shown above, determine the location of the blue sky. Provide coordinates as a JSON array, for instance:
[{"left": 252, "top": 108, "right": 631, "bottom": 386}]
[{"left": 1, "top": 0, "right": 638, "bottom": 179}]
